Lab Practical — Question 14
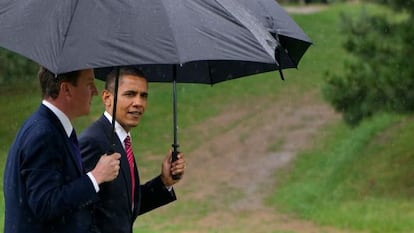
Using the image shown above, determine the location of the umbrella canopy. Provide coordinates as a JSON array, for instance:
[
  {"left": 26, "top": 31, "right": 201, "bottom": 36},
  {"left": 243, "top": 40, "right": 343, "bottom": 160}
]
[
  {"left": 0, "top": 0, "right": 280, "bottom": 75},
  {"left": 0, "top": 0, "right": 311, "bottom": 176}
]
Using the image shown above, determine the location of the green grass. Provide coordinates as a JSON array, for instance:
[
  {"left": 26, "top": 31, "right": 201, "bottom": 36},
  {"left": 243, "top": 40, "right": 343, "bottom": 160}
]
[
  {"left": 2, "top": 2, "right": 412, "bottom": 233},
  {"left": 271, "top": 113, "right": 414, "bottom": 233},
  {"left": 266, "top": 3, "right": 414, "bottom": 233}
]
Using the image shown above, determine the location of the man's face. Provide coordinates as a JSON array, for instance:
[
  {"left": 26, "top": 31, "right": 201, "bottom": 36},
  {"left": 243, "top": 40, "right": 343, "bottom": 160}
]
[
  {"left": 70, "top": 69, "right": 98, "bottom": 117},
  {"left": 104, "top": 74, "right": 148, "bottom": 132}
]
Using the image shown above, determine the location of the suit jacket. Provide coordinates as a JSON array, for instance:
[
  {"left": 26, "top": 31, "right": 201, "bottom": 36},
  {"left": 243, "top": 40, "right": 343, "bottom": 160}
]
[
  {"left": 3, "top": 105, "right": 99, "bottom": 233},
  {"left": 79, "top": 115, "right": 176, "bottom": 233}
]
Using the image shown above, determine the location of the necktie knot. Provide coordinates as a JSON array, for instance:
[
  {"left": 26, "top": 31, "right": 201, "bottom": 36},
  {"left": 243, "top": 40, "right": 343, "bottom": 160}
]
[{"left": 124, "top": 135, "right": 131, "bottom": 148}]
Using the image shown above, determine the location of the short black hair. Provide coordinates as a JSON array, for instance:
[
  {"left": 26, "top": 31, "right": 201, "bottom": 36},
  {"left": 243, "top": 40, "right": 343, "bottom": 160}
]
[{"left": 105, "top": 66, "right": 146, "bottom": 92}]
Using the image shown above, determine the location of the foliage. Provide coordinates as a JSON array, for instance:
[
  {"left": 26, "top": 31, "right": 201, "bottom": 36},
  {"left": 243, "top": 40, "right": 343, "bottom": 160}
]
[
  {"left": 373, "top": 0, "right": 414, "bottom": 15},
  {"left": 0, "top": 47, "right": 38, "bottom": 84},
  {"left": 322, "top": 1, "right": 414, "bottom": 126}
]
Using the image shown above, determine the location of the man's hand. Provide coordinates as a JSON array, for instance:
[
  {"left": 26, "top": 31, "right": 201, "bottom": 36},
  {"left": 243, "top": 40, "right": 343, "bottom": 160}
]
[
  {"left": 91, "top": 153, "right": 121, "bottom": 184},
  {"left": 161, "top": 150, "right": 186, "bottom": 187}
]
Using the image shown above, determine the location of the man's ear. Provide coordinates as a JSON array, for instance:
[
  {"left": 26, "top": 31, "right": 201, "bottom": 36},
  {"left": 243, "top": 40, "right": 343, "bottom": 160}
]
[
  {"left": 102, "top": 89, "right": 113, "bottom": 107},
  {"left": 60, "top": 82, "right": 71, "bottom": 98}
]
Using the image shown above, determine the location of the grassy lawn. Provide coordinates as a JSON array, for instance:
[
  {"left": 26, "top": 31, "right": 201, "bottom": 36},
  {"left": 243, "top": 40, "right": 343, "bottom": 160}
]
[{"left": 271, "top": 112, "right": 414, "bottom": 233}]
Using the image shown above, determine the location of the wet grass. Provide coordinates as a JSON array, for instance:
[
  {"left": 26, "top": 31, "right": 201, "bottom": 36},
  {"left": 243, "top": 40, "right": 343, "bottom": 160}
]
[{"left": 271, "top": 113, "right": 414, "bottom": 233}]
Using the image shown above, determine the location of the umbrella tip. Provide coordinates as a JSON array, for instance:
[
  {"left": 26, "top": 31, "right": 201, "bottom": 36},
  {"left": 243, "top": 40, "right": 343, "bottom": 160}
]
[
  {"left": 275, "top": 46, "right": 285, "bottom": 81},
  {"left": 278, "top": 68, "right": 285, "bottom": 81}
]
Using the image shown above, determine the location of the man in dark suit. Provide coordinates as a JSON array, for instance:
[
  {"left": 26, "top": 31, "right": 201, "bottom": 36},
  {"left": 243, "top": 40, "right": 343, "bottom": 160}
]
[
  {"left": 79, "top": 66, "right": 186, "bottom": 233},
  {"left": 3, "top": 67, "right": 122, "bottom": 233}
]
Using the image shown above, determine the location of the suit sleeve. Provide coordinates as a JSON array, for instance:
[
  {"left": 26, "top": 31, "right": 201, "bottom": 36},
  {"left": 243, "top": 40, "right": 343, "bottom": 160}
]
[
  {"left": 136, "top": 175, "right": 177, "bottom": 217},
  {"left": 21, "top": 128, "right": 97, "bottom": 221},
  {"left": 79, "top": 132, "right": 106, "bottom": 173}
]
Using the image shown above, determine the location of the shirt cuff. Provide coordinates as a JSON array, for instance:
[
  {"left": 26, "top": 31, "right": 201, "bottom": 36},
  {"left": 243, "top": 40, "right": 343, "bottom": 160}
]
[
  {"left": 165, "top": 185, "right": 173, "bottom": 192},
  {"left": 87, "top": 172, "right": 100, "bottom": 193}
]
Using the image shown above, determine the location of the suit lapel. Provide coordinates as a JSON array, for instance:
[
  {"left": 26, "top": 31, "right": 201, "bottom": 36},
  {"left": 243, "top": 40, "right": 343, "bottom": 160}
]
[
  {"left": 98, "top": 116, "right": 134, "bottom": 211},
  {"left": 39, "top": 105, "right": 83, "bottom": 174}
]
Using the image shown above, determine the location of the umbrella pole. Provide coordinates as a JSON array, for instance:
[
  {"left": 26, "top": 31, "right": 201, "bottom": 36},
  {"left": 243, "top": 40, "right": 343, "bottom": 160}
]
[
  {"left": 109, "top": 67, "right": 120, "bottom": 154},
  {"left": 172, "top": 79, "right": 179, "bottom": 153},
  {"left": 171, "top": 66, "right": 181, "bottom": 180}
]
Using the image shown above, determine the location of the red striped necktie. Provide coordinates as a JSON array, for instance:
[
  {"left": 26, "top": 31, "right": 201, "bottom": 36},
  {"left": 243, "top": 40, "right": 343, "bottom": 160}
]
[{"left": 124, "top": 136, "right": 135, "bottom": 205}]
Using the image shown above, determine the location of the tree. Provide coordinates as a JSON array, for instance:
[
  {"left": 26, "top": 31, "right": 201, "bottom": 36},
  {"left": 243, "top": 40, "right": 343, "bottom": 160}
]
[{"left": 322, "top": 0, "right": 414, "bottom": 126}]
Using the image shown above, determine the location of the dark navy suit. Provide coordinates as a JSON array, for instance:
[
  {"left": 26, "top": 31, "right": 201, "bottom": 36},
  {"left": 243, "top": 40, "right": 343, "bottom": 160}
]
[
  {"left": 79, "top": 115, "right": 176, "bottom": 233},
  {"left": 3, "top": 105, "right": 99, "bottom": 233}
]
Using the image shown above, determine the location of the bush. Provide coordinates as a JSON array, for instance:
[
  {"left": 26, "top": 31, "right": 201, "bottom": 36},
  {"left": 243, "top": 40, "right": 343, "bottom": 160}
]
[{"left": 322, "top": 2, "right": 414, "bottom": 126}]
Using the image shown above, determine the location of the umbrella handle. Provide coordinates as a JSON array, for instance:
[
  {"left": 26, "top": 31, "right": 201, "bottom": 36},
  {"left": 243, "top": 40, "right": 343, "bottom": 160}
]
[{"left": 171, "top": 144, "right": 182, "bottom": 180}]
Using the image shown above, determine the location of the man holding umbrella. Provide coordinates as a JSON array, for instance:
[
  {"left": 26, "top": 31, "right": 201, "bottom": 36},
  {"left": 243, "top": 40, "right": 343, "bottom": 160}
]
[
  {"left": 79, "top": 66, "right": 186, "bottom": 233},
  {"left": 3, "top": 67, "right": 122, "bottom": 233}
]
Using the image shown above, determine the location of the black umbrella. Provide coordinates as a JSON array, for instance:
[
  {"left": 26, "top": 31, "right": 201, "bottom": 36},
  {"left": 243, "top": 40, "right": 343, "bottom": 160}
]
[
  {"left": 0, "top": 0, "right": 279, "bottom": 74},
  {"left": 238, "top": 0, "right": 312, "bottom": 70},
  {"left": 0, "top": 0, "right": 311, "bottom": 178}
]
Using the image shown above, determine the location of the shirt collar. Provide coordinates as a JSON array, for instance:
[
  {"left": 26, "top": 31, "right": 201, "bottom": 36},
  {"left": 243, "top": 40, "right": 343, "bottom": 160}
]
[
  {"left": 103, "top": 111, "right": 130, "bottom": 148},
  {"left": 42, "top": 100, "right": 73, "bottom": 137}
]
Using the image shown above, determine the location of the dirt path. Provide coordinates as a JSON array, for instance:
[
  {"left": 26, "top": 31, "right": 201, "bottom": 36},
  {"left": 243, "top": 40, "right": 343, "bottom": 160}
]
[
  {"left": 285, "top": 5, "right": 328, "bottom": 15},
  {"left": 168, "top": 91, "right": 365, "bottom": 233}
]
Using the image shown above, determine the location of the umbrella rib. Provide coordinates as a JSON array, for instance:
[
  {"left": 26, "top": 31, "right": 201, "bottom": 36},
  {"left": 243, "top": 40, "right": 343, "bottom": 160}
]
[
  {"left": 215, "top": 0, "right": 278, "bottom": 63},
  {"left": 275, "top": 48, "right": 285, "bottom": 81},
  {"left": 159, "top": 1, "right": 182, "bottom": 67},
  {"left": 56, "top": 0, "right": 81, "bottom": 74}
]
